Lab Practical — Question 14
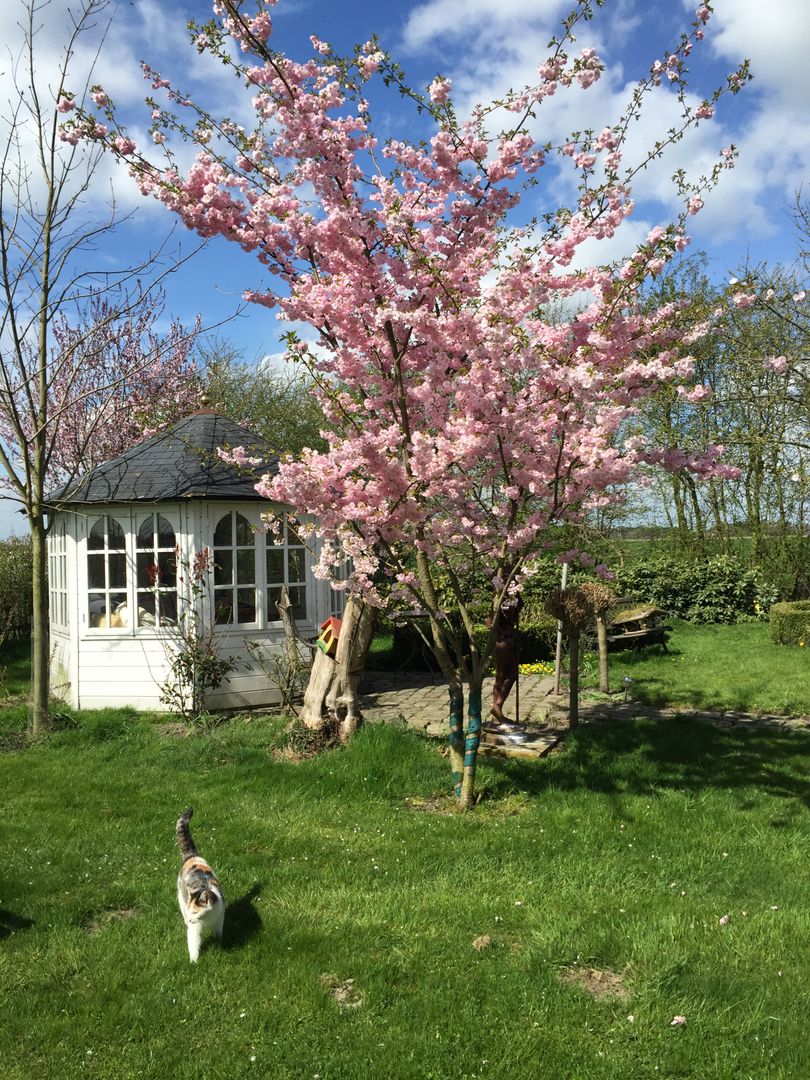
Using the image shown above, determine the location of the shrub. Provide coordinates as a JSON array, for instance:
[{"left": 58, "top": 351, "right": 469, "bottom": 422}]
[
  {"left": 0, "top": 536, "right": 33, "bottom": 644},
  {"left": 613, "top": 555, "right": 776, "bottom": 624},
  {"left": 769, "top": 601, "right": 810, "bottom": 646}
]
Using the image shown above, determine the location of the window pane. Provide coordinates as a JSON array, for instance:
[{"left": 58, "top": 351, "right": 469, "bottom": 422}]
[
  {"left": 235, "top": 513, "right": 253, "bottom": 546},
  {"left": 267, "top": 586, "right": 282, "bottom": 621},
  {"left": 156, "top": 515, "right": 175, "bottom": 549},
  {"left": 158, "top": 594, "right": 178, "bottom": 624},
  {"left": 214, "top": 550, "right": 233, "bottom": 586},
  {"left": 289, "top": 586, "right": 307, "bottom": 621},
  {"left": 109, "top": 593, "right": 128, "bottom": 626},
  {"left": 88, "top": 518, "right": 106, "bottom": 551},
  {"left": 237, "top": 588, "right": 255, "bottom": 623},
  {"left": 236, "top": 549, "right": 255, "bottom": 585},
  {"left": 266, "top": 548, "right": 284, "bottom": 583},
  {"left": 108, "top": 553, "right": 126, "bottom": 589},
  {"left": 157, "top": 550, "right": 177, "bottom": 588},
  {"left": 108, "top": 517, "right": 126, "bottom": 550},
  {"left": 137, "top": 515, "right": 154, "bottom": 550},
  {"left": 88, "top": 554, "right": 105, "bottom": 589},
  {"left": 288, "top": 548, "right": 306, "bottom": 583},
  {"left": 286, "top": 519, "right": 302, "bottom": 545},
  {"left": 137, "top": 552, "right": 158, "bottom": 588},
  {"left": 214, "top": 592, "right": 233, "bottom": 625},
  {"left": 214, "top": 513, "right": 232, "bottom": 547},
  {"left": 89, "top": 592, "right": 106, "bottom": 625}
]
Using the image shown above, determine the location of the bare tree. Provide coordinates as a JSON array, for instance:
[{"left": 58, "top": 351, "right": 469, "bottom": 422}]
[{"left": 0, "top": 0, "right": 204, "bottom": 731}]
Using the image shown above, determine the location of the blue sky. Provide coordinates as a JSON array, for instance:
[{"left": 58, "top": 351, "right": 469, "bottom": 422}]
[{"left": 1, "top": 0, "right": 808, "bottom": 535}]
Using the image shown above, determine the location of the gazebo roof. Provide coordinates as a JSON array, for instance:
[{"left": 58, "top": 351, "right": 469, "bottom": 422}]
[{"left": 47, "top": 412, "right": 279, "bottom": 506}]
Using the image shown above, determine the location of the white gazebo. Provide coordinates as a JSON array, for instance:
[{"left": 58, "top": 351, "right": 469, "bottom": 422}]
[{"left": 46, "top": 409, "right": 338, "bottom": 711}]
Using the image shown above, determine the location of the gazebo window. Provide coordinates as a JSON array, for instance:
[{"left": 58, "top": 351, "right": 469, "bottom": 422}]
[
  {"left": 87, "top": 515, "right": 127, "bottom": 628},
  {"left": 136, "top": 513, "right": 178, "bottom": 627},
  {"left": 265, "top": 514, "right": 308, "bottom": 622},
  {"left": 213, "top": 511, "right": 257, "bottom": 625},
  {"left": 49, "top": 518, "right": 69, "bottom": 630}
]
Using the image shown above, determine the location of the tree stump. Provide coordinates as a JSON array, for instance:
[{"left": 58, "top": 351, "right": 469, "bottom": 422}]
[{"left": 299, "top": 596, "right": 377, "bottom": 740}]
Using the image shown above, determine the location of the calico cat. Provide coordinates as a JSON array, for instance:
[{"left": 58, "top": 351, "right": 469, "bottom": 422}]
[{"left": 176, "top": 807, "right": 225, "bottom": 962}]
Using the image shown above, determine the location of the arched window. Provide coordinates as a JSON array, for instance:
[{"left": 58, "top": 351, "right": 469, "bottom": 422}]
[
  {"left": 136, "top": 513, "right": 177, "bottom": 627},
  {"left": 213, "top": 511, "right": 257, "bottom": 625},
  {"left": 87, "top": 516, "right": 127, "bottom": 629},
  {"left": 265, "top": 514, "right": 308, "bottom": 622}
]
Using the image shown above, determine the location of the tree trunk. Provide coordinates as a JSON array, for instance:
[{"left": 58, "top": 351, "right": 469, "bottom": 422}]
[
  {"left": 299, "top": 595, "right": 376, "bottom": 736},
  {"left": 596, "top": 614, "right": 609, "bottom": 694},
  {"left": 447, "top": 682, "right": 465, "bottom": 799},
  {"left": 327, "top": 599, "right": 377, "bottom": 742},
  {"left": 29, "top": 511, "right": 50, "bottom": 734},
  {"left": 568, "top": 633, "right": 580, "bottom": 730},
  {"left": 458, "top": 682, "right": 484, "bottom": 810}
]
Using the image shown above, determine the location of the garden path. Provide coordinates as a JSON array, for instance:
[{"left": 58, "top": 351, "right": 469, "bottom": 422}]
[{"left": 359, "top": 671, "right": 809, "bottom": 759}]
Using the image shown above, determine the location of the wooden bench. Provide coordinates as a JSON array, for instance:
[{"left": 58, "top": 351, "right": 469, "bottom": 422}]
[{"left": 607, "top": 606, "right": 671, "bottom": 651}]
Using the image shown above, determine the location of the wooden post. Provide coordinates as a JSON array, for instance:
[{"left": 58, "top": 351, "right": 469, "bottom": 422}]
[{"left": 553, "top": 562, "right": 568, "bottom": 696}]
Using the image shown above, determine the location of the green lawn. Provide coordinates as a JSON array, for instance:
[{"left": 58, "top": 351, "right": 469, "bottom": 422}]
[
  {"left": 601, "top": 620, "right": 809, "bottom": 716},
  {"left": 1, "top": 701, "right": 808, "bottom": 1078}
]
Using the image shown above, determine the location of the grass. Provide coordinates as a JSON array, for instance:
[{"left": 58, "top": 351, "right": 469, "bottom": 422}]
[
  {"left": 1, "top": 686, "right": 809, "bottom": 1078},
  {"left": 601, "top": 620, "right": 809, "bottom": 716}
]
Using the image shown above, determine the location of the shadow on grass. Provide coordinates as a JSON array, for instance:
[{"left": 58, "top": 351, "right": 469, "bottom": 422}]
[
  {"left": 486, "top": 716, "right": 810, "bottom": 809},
  {"left": 223, "top": 883, "right": 263, "bottom": 950},
  {"left": 0, "top": 907, "right": 34, "bottom": 939}
]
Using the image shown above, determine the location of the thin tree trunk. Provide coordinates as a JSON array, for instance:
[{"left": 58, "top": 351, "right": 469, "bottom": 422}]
[
  {"left": 596, "top": 614, "right": 609, "bottom": 694},
  {"left": 29, "top": 511, "right": 49, "bottom": 734},
  {"left": 447, "top": 682, "right": 465, "bottom": 799},
  {"left": 568, "top": 633, "right": 580, "bottom": 730},
  {"left": 458, "top": 681, "right": 483, "bottom": 810}
]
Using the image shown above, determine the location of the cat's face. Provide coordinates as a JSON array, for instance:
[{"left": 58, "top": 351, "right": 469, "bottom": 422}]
[{"left": 188, "top": 888, "right": 219, "bottom": 912}]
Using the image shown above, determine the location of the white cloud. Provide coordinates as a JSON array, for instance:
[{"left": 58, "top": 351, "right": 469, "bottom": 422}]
[{"left": 699, "top": 0, "right": 810, "bottom": 102}]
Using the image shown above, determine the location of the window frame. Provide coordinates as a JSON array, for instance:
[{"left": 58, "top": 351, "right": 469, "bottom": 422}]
[
  {"left": 263, "top": 512, "right": 310, "bottom": 626},
  {"left": 83, "top": 508, "right": 181, "bottom": 637},
  {"left": 211, "top": 509, "right": 260, "bottom": 629}
]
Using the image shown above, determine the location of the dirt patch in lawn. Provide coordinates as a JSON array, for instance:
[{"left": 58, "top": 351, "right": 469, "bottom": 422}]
[
  {"left": 82, "top": 907, "right": 138, "bottom": 934},
  {"left": 559, "top": 965, "right": 630, "bottom": 1002}
]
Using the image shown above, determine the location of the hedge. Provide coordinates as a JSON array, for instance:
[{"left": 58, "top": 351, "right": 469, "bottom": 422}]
[
  {"left": 0, "top": 536, "right": 33, "bottom": 644},
  {"left": 612, "top": 554, "right": 777, "bottom": 624},
  {"left": 769, "top": 601, "right": 810, "bottom": 646}
]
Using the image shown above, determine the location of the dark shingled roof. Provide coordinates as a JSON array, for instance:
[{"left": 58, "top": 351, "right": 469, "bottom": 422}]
[{"left": 47, "top": 412, "right": 279, "bottom": 505}]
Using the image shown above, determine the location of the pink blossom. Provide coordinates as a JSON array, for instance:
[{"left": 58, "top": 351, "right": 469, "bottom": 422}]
[
  {"left": 695, "top": 101, "right": 714, "bottom": 120},
  {"left": 687, "top": 195, "right": 704, "bottom": 215},
  {"left": 732, "top": 293, "right": 756, "bottom": 309},
  {"left": 719, "top": 914, "right": 730, "bottom": 926},
  {"left": 91, "top": 90, "right": 109, "bottom": 108},
  {"left": 113, "top": 136, "right": 136, "bottom": 155},
  {"left": 428, "top": 77, "right": 451, "bottom": 104},
  {"left": 56, "top": 95, "right": 75, "bottom": 113},
  {"left": 793, "top": 291, "right": 806, "bottom": 302},
  {"left": 764, "top": 355, "right": 788, "bottom": 374},
  {"left": 671, "top": 1015, "right": 687, "bottom": 1027}
]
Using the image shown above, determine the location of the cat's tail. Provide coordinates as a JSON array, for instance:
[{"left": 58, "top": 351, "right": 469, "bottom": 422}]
[{"left": 176, "top": 806, "right": 198, "bottom": 861}]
